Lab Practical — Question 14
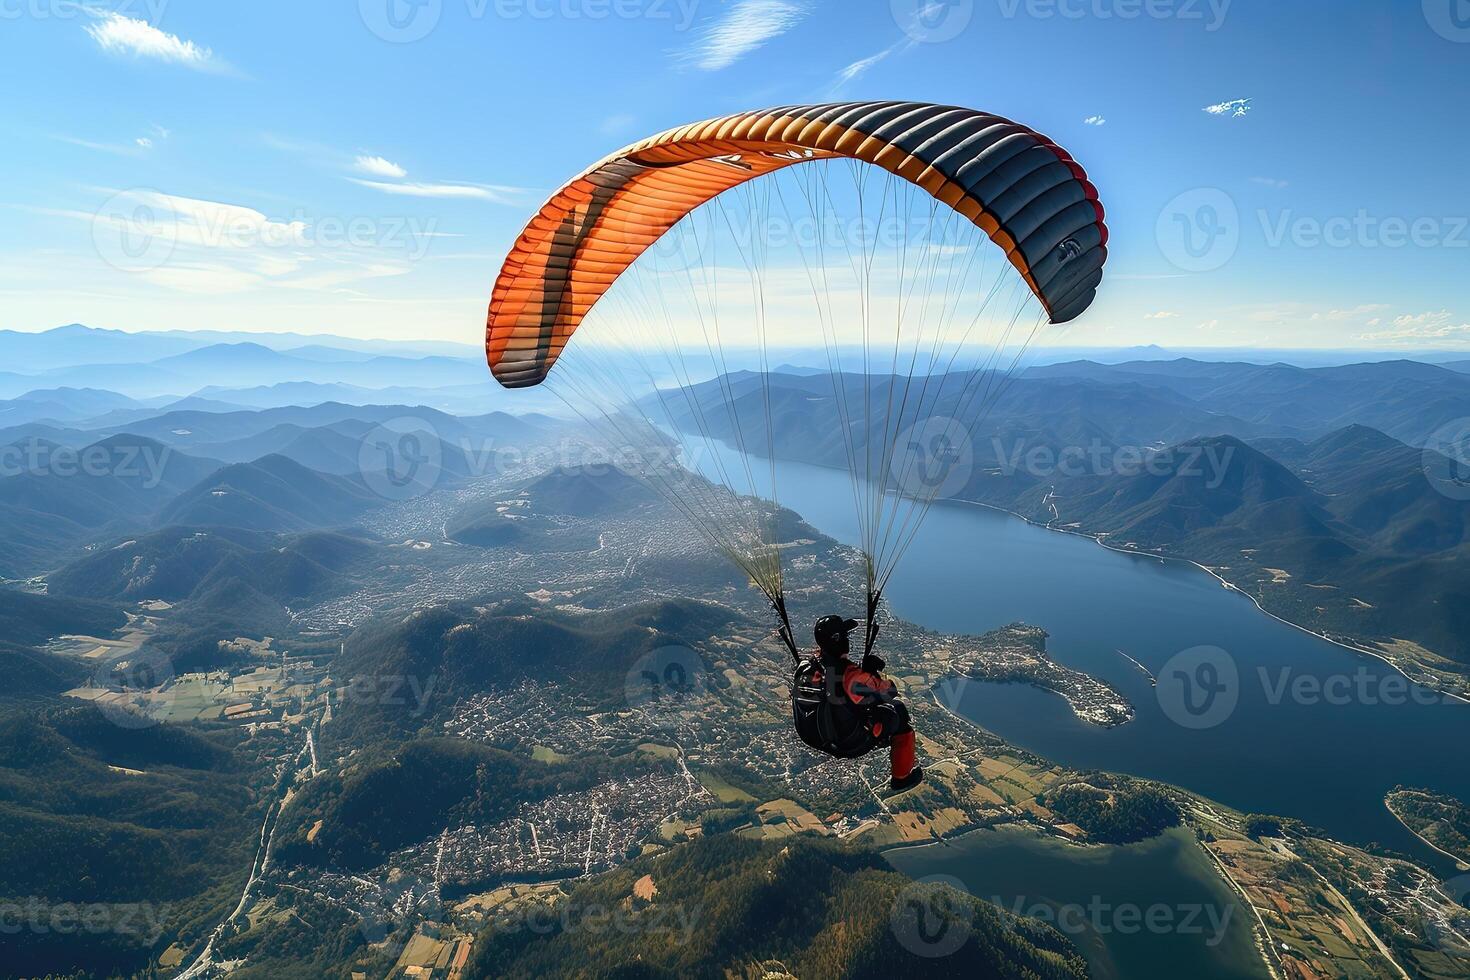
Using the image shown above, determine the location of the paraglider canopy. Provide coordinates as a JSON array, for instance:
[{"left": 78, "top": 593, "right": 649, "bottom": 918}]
[
  {"left": 487, "top": 102, "right": 1106, "bottom": 389},
  {"left": 483, "top": 101, "right": 1107, "bottom": 659}
]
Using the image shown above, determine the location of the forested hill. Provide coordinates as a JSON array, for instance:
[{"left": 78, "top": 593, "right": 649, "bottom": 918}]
[{"left": 466, "top": 834, "right": 1090, "bottom": 980}]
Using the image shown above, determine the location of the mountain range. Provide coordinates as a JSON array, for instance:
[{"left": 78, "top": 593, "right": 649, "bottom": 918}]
[
  {"left": 0, "top": 401, "right": 567, "bottom": 579},
  {"left": 667, "top": 363, "right": 1470, "bottom": 675}
]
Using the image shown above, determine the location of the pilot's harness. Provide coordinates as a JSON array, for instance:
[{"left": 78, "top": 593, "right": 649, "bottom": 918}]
[
  {"left": 790, "top": 656, "right": 882, "bottom": 758},
  {"left": 774, "top": 590, "right": 886, "bottom": 760}
]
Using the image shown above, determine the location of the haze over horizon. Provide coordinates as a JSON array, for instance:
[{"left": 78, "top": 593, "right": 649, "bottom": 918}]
[{"left": 4, "top": 1, "right": 1467, "bottom": 349}]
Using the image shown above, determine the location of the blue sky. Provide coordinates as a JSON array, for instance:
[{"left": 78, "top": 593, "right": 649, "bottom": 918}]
[{"left": 1, "top": 0, "right": 1467, "bottom": 350}]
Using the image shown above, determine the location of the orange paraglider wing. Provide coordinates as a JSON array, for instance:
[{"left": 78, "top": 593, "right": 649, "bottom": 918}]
[{"left": 485, "top": 101, "right": 1107, "bottom": 388}]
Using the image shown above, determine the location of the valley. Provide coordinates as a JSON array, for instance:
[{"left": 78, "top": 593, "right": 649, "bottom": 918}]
[{"left": 4, "top": 330, "right": 1470, "bottom": 978}]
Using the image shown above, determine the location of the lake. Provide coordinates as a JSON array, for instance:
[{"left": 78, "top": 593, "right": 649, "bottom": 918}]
[
  {"left": 886, "top": 826, "right": 1267, "bottom": 980},
  {"left": 688, "top": 443, "right": 1470, "bottom": 870}
]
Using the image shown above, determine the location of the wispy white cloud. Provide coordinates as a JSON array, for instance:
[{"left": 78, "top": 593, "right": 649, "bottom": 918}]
[
  {"left": 1361, "top": 310, "right": 1470, "bottom": 343},
  {"left": 265, "top": 138, "right": 526, "bottom": 203},
  {"left": 134, "top": 125, "right": 170, "bottom": 151},
  {"left": 36, "top": 188, "right": 430, "bottom": 294},
  {"left": 1144, "top": 311, "right": 1179, "bottom": 319},
  {"left": 52, "top": 134, "right": 143, "bottom": 157},
  {"left": 84, "top": 12, "right": 222, "bottom": 72},
  {"left": 261, "top": 133, "right": 333, "bottom": 157},
  {"left": 89, "top": 190, "right": 309, "bottom": 250},
  {"left": 1394, "top": 310, "right": 1453, "bottom": 328},
  {"left": 1204, "top": 98, "right": 1252, "bottom": 118},
  {"left": 1083, "top": 115, "right": 1106, "bottom": 127},
  {"left": 57, "top": 123, "right": 170, "bottom": 156},
  {"left": 1248, "top": 303, "right": 1389, "bottom": 324},
  {"left": 1310, "top": 304, "right": 1389, "bottom": 322},
  {"left": 682, "top": 0, "right": 808, "bottom": 71},
  {"left": 346, "top": 178, "right": 526, "bottom": 202},
  {"left": 355, "top": 155, "right": 408, "bottom": 179},
  {"left": 836, "top": 45, "right": 896, "bottom": 86}
]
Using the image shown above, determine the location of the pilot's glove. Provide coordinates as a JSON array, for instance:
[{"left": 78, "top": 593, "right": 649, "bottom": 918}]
[{"left": 861, "top": 654, "right": 886, "bottom": 674}]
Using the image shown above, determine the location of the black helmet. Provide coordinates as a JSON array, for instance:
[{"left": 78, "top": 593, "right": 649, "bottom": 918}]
[{"left": 814, "top": 615, "right": 859, "bottom": 651}]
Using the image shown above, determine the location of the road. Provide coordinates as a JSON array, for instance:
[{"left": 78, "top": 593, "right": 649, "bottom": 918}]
[{"left": 175, "top": 706, "right": 325, "bottom": 979}]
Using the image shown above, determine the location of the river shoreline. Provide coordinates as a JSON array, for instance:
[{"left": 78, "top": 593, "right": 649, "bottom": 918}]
[
  {"left": 1385, "top": 794, "right": 1470, "bottom": 872},
  {"left": 724, "top": 441, "right": 1470, "bottom": 700},
  {"left": 934, "top": 493, "right": 1470, "bottom": 706}
]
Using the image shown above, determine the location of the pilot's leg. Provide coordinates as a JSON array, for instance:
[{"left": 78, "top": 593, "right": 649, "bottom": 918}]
[{"left": 880, "top": 701, "right": 922, "bottom": 792}]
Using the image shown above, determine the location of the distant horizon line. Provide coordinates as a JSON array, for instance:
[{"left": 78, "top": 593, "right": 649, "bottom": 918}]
[{"left": 3, "top": 323, "right": 1468, "bottom": 359}]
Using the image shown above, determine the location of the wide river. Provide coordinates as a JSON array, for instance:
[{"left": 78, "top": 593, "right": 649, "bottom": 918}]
[{"left": 689, "top": 444, "right": 1470, "bottom": 869}]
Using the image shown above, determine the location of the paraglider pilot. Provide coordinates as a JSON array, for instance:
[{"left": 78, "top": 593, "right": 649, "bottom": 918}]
[{"left": 791, "top": 615, "right": 923, "bottom": 793}]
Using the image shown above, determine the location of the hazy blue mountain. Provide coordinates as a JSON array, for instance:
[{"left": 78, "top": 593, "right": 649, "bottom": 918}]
[
  {"left": 0, "top": 388, "right": 144, "bottom": 423},
  {"left": 47, "top": 525, "right": 372, "bottom": 608},
  {"left": 0, "top": 324, "right": 203, "bottom": 370},
  {"left": 25, "top": 351, "right": 481, "bottom": 397},
  {"left": 0, "top": 435, "right": 224, "bottom": 576},
  {"left": 194, "top": 380, "right": 385, "bottom": 406},
  {"left": 274, "top": 344, "right": 380, "bottom": 363},
  {"left": 1040, "top": 435, "right": 1353, "bottom": 568},
  {"left": 152, "top": 341, "right": 298, "bottom": 371},
  {"left": 191, "top": 422, "right": 368, "bottom": 474},
  {"left": 444, "top": 504, "right": 524, "bottom": 547},
  {"left": 669, "top": 368, "right": 1470, "bottom": 665},
  {"left": 97, "top": 402, "right": 454, "bottom": 448},
  {"left": 1265, "top": 425, "right": 1470, "bottom": 555},
  {"left": 1025, "top": 358, "right": 1470, "bottom": 445},
  {"left": 77, "top": 395, "right": 254, "bottom": 429},
  {"left": 0, "top": 323, "right": 477, "bottom": 373},
  {"left": 519, "top": 464, "right": 659, "bottom": 517},
  {"left": 0, "top": 421, "right": 92, "bottom": 447},
  {"left": 95, "top": 406, "right": 558, "bottom": 487},
  {"left": 186, "top": 418, "right": 484, "bottom": 481},
  {"left": 0, "top": 327, "right": 491, "bottom": 398},
  {"left": 195, "top": 379, "right": 509, "bottom": 414},
  {"left": 664, "top": 369, "right": 1279, "bottom": 473},
  {"left": 0, "top": 361, "right": 190, "bottom": 400},
  {"left": 158, "top": 454, "right": 380, "bottom": 532},
  {"left": 1003, "top": 427, "right": 1470, "bottom": 665}
]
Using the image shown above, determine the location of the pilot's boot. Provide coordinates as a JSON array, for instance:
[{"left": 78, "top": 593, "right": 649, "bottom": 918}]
[{"left": 888, "top": 730, "right": 923, "bottom": 792}]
